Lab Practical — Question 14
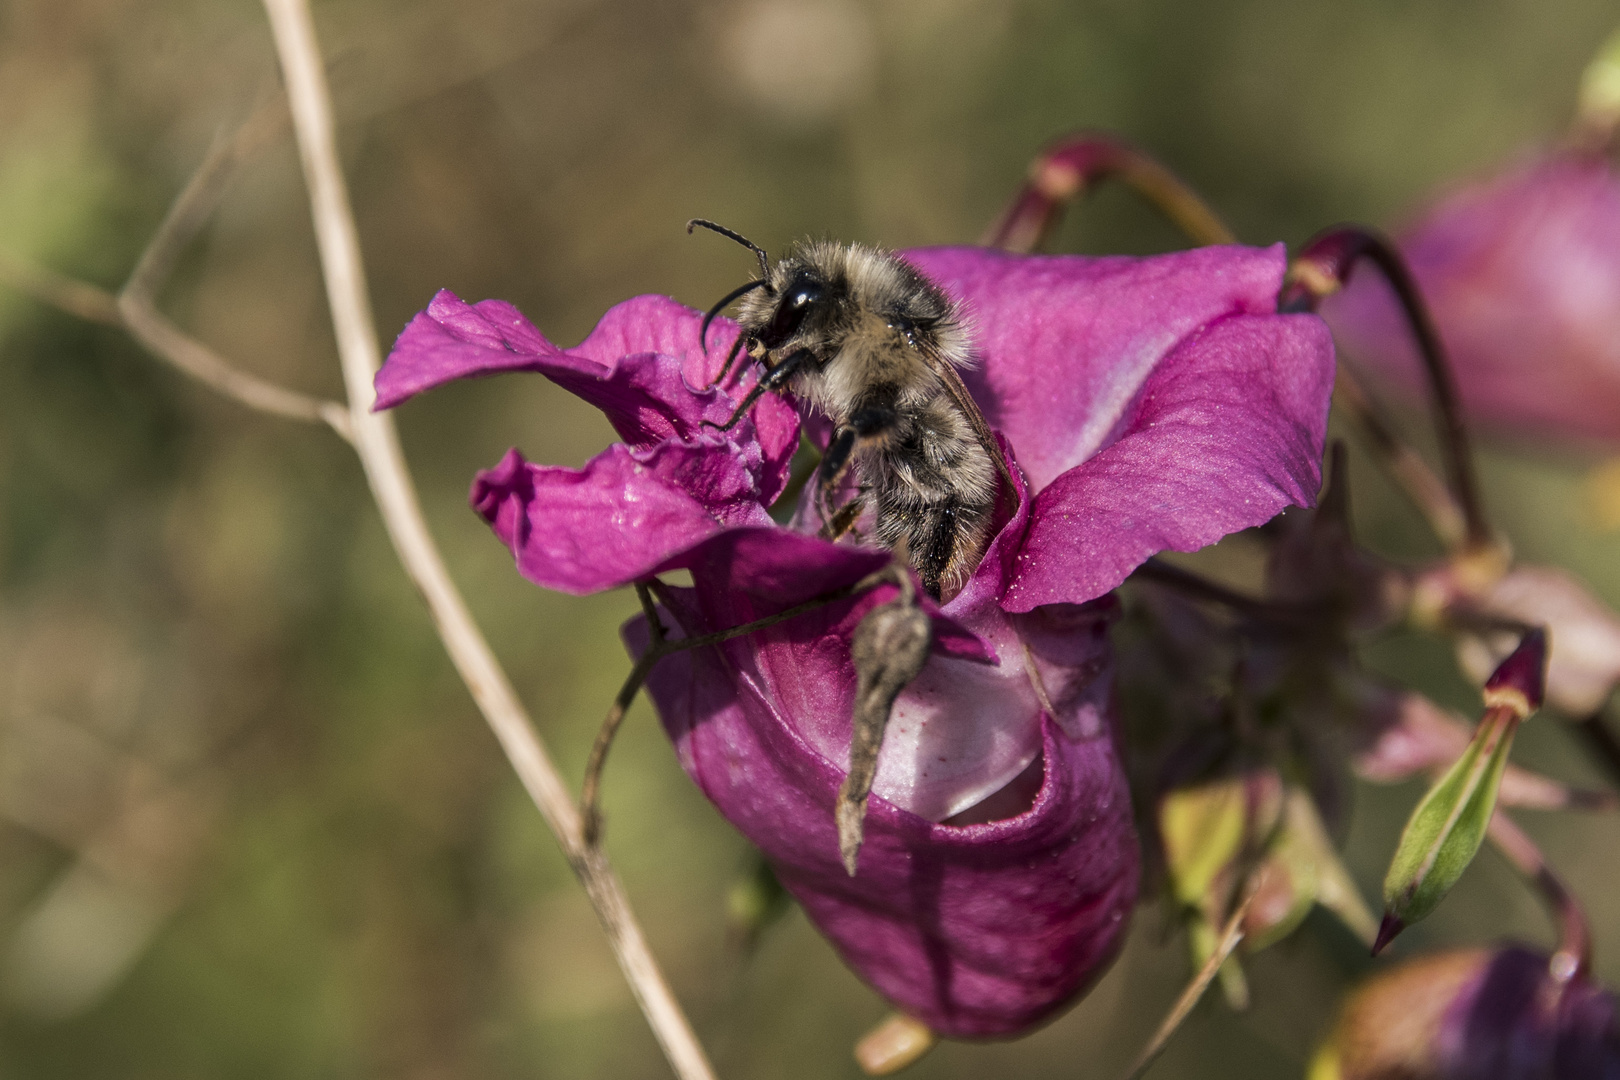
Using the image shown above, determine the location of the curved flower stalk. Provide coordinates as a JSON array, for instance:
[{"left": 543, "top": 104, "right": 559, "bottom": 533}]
[
  {"left": 1284, "top": 224, "right": 1620, "bottom": 794},
  {"left": 376, "top": 242, "right": 1334, "bottom": 1036}
]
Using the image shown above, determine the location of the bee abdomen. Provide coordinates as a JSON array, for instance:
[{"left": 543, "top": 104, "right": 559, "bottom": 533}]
[{"left": 871, "top": 487, "right": 994, "bottom": 599}]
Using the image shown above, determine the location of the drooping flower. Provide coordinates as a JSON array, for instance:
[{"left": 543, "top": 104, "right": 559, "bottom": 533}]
[
  {"left": 1311, "top": 946, "right": 1620, "bottom": 1079},
  {"left": 375, "top": 243, "right": 1334, "bottom": 1037},
  {"left": 1324, "top": 151, "right": 1620, "bottom": 446}
]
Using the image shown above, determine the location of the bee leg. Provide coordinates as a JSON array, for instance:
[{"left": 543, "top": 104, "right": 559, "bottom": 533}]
[
  {"left": 815, "top": 406, "right": 897, "bottom": 525},
  {"left": 816, "top": 427, "right": 859, "bottom": 525},
  {"left": 819, "top": 496, "right": 867, "bottom": 541},
  {"left": 703, "top": 347, "right": 813, "bottom": 431},
  {"left": 709, "top": 333, "right": 750, "bottom": 388},
  {"left": 913, "top": 503, "right": 964, "bottom": 600}
]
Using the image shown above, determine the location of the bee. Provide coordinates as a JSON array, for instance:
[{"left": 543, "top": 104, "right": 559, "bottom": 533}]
[{"left": 689, "top": 219, "right": 1012, "bottom": 600}]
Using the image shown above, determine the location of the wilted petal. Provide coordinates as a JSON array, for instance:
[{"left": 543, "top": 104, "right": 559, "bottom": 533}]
[
  {"left": 1001, "top": 313, "right": 1334, "bottom": 610},
  {"left": 637, "top": 586, "right": 1136, "bottom": 1037},
  {"left": 378, "top": 290, "right": 799, "bottom": 501}
]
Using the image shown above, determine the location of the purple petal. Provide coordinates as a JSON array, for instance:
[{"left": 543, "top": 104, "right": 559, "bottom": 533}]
[
  {"left": 677, "top": 465, "right": 1061, "bottom": 821},
  {"left": 378, "top": 290, "right": 799, "bottom": 502},
  {"left": 657, "top": 527, "right": 992, "bottom": 665},
  {"left": 1001, "top": 312, "right": 1334, "bottom": 611},
  {"left": 1325, "top": 946, "right": 1620, "bottom": 1077},
  {"left": 637, "top": 589, "right": 1136, "bottom": 1037},
  {"left": 375, "top": 292, "right": 557, "bottom": 408},
  {"left": 471, "top": 444, "right": 772, "bottom": 595},
  {"left": 1443, "top": 947, "right": 1620, "bottom": 1076},
  {"left": 901, "top": 244, "right": 1296, "bottom": 490}
]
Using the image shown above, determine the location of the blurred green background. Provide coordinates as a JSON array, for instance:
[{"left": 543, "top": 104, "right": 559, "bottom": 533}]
[{"left": 1, "top": 0, "right": 1618, "bottom": 1077}]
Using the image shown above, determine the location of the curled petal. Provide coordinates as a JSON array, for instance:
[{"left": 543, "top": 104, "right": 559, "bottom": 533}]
[
  {"left": 471, "top": 444, "right": 773, "bottom": 595},
  {"left": 731, "top": 441, "right": 1047, "bottom": 819},
  {"left": 901, "top": 244, "right": 1302, "bottom": 490},
  {"left": 636, "top": 588, "right": 1137, "bottom": 1038},
  {"left": 659, "top": 527, "right": 992, "bottom": 665},
  {"left": 1000, "top": 312, "right": 1335, "bottom": 610},
  {"left": 378, "top": 290, "right": 798, "bottom": 502}
]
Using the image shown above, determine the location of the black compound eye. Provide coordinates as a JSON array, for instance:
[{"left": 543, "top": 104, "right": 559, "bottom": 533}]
[{"left": 761, "top": 281, "right": 824, "bottom": 348}]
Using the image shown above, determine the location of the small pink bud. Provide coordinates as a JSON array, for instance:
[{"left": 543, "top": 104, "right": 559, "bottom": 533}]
[{"left": 1483, "top": 628, "right": 1547, "bottom": 717}]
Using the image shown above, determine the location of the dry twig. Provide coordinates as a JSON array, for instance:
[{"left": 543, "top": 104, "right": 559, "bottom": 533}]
[
  {"left": 1119, "top": 879, "right": 1258, "bottom": 1080},
  {"left": 259, "top": 1, "right": 719, "bottom": 1076}
]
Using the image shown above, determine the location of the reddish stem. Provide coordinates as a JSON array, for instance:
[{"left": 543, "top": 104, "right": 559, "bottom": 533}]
[
  {"left": 1282, "top": 226, "right": 1492, "bottom": 550},
  {"left": 982, "top": 132, "right": 1236, "bottom": 253},
  {"left": 1488, "top": 811, "right": 1592, "bottom": 982}
]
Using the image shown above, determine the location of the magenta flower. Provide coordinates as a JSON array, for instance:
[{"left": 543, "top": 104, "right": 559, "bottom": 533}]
[
  {"left": 1325, "top": 152, "right": 1620, "bottom": 445},
  {"left": 375, "top": 243, "right": 1333, "bottom": 1037}
]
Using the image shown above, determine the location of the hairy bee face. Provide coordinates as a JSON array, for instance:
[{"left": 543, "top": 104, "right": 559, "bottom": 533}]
[
  {"left": 733, "top": 242, "right": 972, "bottom": 422},
  {"left": 739, "top": 243, "right": 959, "bottom": 351}
]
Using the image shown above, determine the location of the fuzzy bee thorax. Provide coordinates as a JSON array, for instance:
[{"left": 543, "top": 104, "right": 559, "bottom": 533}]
[{"left": 693, "top": 224, "right": 1005, "bottom": 599}]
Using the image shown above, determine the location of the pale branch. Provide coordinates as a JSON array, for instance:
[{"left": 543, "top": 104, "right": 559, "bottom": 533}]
[
  {"left": 0, "top": 252, "right": 353, "bottom": 441},
  {"left": 259, "top": 2, "right": 718, "bottom": 1079},
  {"left": 119, "top": 299, "right": 354, "bottom": 439},
  {"left": 122, "top": 96, "right": 291, "bottom": 310},
  {"left": 0, "top": 254, "right": 122, "bottom": 325}
]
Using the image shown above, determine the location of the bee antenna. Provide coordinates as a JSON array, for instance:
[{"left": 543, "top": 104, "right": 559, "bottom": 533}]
[
  {"left": 687, "top": 218, "right": 771, "bottom": 280},
  {"left": 699, "top": 279, "right": 767, "bottom": 353}
]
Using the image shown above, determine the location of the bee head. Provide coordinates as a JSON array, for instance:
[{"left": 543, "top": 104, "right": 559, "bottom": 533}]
[
  {"left": 748, "top": 254, "right": 845, "bottom": 355},
  {"left": 688, "top": 223, "right": 963, "bottom": 393}
]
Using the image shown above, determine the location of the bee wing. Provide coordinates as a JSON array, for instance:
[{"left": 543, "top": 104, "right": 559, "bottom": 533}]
[{"left": 917, "top": 340, "right": 1018, "bottom": 495}]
